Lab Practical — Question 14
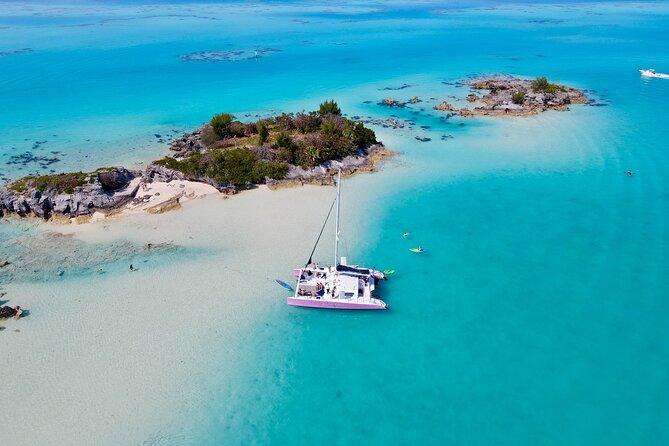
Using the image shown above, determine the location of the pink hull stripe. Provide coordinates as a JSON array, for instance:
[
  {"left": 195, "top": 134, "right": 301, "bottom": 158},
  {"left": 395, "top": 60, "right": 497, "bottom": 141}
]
[{"left": 287, "top": 297, "right": 387, "bottom": 310}]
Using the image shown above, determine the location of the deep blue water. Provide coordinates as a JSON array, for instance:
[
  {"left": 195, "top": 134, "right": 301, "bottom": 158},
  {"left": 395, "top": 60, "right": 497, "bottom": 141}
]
[{"left": 1, "top": 1, "right": 669, "bottom": 444}]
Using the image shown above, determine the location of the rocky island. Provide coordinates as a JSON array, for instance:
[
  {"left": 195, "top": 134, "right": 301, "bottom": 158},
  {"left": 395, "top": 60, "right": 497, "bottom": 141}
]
[
  {"left": 0, "top": 101, "right": 390, "bottom": 221},
  {"left": 433, "top": 76, "right": 587, "bottom": 117}
]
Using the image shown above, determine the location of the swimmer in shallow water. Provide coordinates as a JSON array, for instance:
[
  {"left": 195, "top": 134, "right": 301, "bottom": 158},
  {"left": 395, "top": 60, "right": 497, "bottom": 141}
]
[{"left": 403, "top": 232, "right": 410, "bottom": 238}]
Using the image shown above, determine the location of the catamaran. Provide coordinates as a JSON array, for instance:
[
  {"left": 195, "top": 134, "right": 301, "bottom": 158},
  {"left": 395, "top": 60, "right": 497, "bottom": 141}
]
[
  {"left": 639, "top": 69, "right": 669, "bottom": 79},
  {"left": 287, "top": 169, "right": 388, "bottom": 310}
]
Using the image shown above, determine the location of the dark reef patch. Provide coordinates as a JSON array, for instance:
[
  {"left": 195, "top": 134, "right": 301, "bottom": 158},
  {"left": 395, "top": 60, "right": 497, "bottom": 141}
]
[
  {"left": 180, "top": 48, "right": 281, "bottom": 62},
  {"left": 5, "top": 152, "right": 61, "bottom": 168},
  {"left": 527, "top": 19, "right": 565, "bottom": 25},
  {"left": 0, "top": 48, "right": 33, "bottom": 57},
  {"left": 380, "top": 84, "right": 412, "bottom": 91}
]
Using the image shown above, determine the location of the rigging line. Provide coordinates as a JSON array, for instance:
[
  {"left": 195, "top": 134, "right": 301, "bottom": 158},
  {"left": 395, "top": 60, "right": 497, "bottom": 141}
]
[{"left": 306, "top": 197, "right": 337, "bottom": 267}]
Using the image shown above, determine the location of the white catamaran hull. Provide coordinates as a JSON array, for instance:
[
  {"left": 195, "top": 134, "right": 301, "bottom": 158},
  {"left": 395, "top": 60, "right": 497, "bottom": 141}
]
[{"left": 287, "top": 296, "right": 387, "bottom": 310}]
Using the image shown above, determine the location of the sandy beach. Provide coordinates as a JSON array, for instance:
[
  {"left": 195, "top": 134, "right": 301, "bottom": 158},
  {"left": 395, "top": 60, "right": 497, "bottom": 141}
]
[{"left": 0, "top": 183, "right": 348, "bottom": 445}]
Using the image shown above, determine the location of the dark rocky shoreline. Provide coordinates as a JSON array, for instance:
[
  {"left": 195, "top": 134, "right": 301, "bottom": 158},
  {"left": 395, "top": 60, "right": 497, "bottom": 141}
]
[{"left": 0, "top": 123, "right": 390, "bottom": 221}]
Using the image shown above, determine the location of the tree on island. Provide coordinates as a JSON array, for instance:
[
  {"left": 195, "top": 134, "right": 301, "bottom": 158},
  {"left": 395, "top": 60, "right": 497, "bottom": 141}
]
[
  {"left": 211, "top": 113, "right": 234, "bottom": 138},
  {"left": 257, "top": 122, "right": 269, "bottom": 145},
  {"left": 319, "top": 100, "right": 341, "bottom": 116}
]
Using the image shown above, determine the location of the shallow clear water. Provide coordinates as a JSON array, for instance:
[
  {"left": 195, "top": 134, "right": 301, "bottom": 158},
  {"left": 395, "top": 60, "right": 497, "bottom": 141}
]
[{"left": 2, "top": 1, "right": 669, "bottom": 445}]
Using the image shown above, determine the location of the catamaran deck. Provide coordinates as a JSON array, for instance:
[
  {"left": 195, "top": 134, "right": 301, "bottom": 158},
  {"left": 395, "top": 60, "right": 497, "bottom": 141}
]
[{"left": 288, "top": 265, "right": 387, "bottom": 310}]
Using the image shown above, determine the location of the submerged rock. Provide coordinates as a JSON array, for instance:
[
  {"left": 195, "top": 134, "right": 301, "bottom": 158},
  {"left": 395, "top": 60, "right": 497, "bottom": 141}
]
[
  {"left": 179, "top": 48, "right": 281, "bottom": 62},
  {"left": 379, "top": 98, "right": 406, "bottom": 108},
  {"left": 434, "top": 101, "right": 456, "bottom": 111},
  {"left": 0, "top": 306, "right": 18, "bottom": 319}
]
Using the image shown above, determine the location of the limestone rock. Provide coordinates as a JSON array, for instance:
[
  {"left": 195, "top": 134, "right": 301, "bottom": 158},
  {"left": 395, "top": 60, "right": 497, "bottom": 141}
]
[{"left": 97, "top": 168, "right": 136, "bottom": 191}]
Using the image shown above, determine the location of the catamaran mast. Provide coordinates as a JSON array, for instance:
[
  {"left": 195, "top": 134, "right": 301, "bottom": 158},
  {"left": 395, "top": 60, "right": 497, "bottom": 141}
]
[{"left": 334, "top": 168, "right": 341, "bottom": 266}]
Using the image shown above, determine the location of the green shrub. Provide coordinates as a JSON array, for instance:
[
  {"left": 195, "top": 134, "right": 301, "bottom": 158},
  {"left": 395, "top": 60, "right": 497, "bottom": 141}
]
[
  {"left": 320, "top": 121, "right": 342, "bottom": 137},
  {"left": 351, "top": 122, "right": 376, "bottom": 148},
  {"left": 155, "top": 153, "right": 206, "bottom": 177},
  {"left": 10, "top": 178, "right": 29, "bottom": 192},
  {"left": 319, "top": 100, "right": 341, "bottom": 116},
  {"left": 10, "top": 172, "right": 88, "bottom": 194},
  {"left": 531, "top": 76, "right": 565, "bottom": 94},
  {"left": 512, "top": 91, "right": 526, "bottom": 104},
  {"left": 211, "top": 149, "right": 257, "bottom": 185},
  {"left": 275, "top": 132, "right": 294, "bottom": 149},
  {"left": 302, "top": 145, "right": 320, "bottom": 166},
  {"left": 251, "top": 161, "right": 288, "bottom": 182},
  {"left": 531, "top": 76, "right": 549, "bottom": 91}
]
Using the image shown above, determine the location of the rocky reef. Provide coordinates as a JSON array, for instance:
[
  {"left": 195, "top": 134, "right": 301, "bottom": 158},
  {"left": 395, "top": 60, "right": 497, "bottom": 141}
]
[
  {"left": 179, "top": 48, "right": 281, "bottom": 62},
  {"left": 435, "top": 76, "right": 587, "bottom": 117}
]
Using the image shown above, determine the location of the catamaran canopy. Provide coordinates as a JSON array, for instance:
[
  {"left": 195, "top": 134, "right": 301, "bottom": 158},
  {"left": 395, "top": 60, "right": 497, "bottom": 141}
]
[{"left": 336, "top": 265, "right": 370, "bottom": 275}]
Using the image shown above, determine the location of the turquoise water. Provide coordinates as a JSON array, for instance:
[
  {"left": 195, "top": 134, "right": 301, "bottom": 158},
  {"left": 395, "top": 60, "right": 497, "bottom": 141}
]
[{"left": 2, "top": 1, "right": 669, "bottom": 444}]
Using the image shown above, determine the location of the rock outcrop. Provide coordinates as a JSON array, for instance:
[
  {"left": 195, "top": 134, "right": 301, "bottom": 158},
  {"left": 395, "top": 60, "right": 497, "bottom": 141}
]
[
  {"left": 0, "top": 168, "right": 140, "bottom": 219},
  {"left": 98, "top": 169, "right": 135, "bottom": 191},
  {"left": 168, "top": 127, "right": 207, "bottom": 158},
  {"left": 265, "top": 144, "right": 391, "bottom": 189},
  {"left": 434, "top": 76, "right": 587, "bottom": 117}
]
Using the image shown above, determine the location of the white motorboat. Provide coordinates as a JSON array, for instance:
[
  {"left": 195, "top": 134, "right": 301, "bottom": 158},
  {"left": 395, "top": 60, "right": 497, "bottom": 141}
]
[{"left": 639, "top": 69, "right": 669, "bottom": 79}]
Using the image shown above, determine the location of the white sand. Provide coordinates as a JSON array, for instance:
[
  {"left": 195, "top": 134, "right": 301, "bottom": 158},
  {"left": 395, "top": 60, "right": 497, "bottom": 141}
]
[
  {"left": 123, "top": 179, "right": 220, "bottom": 212},
  {"left": 0, "top": 183, "right": 357, "bottom": 445},
  {"left": 86, "top": 179, "right": 220, "bottom": 223}
]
